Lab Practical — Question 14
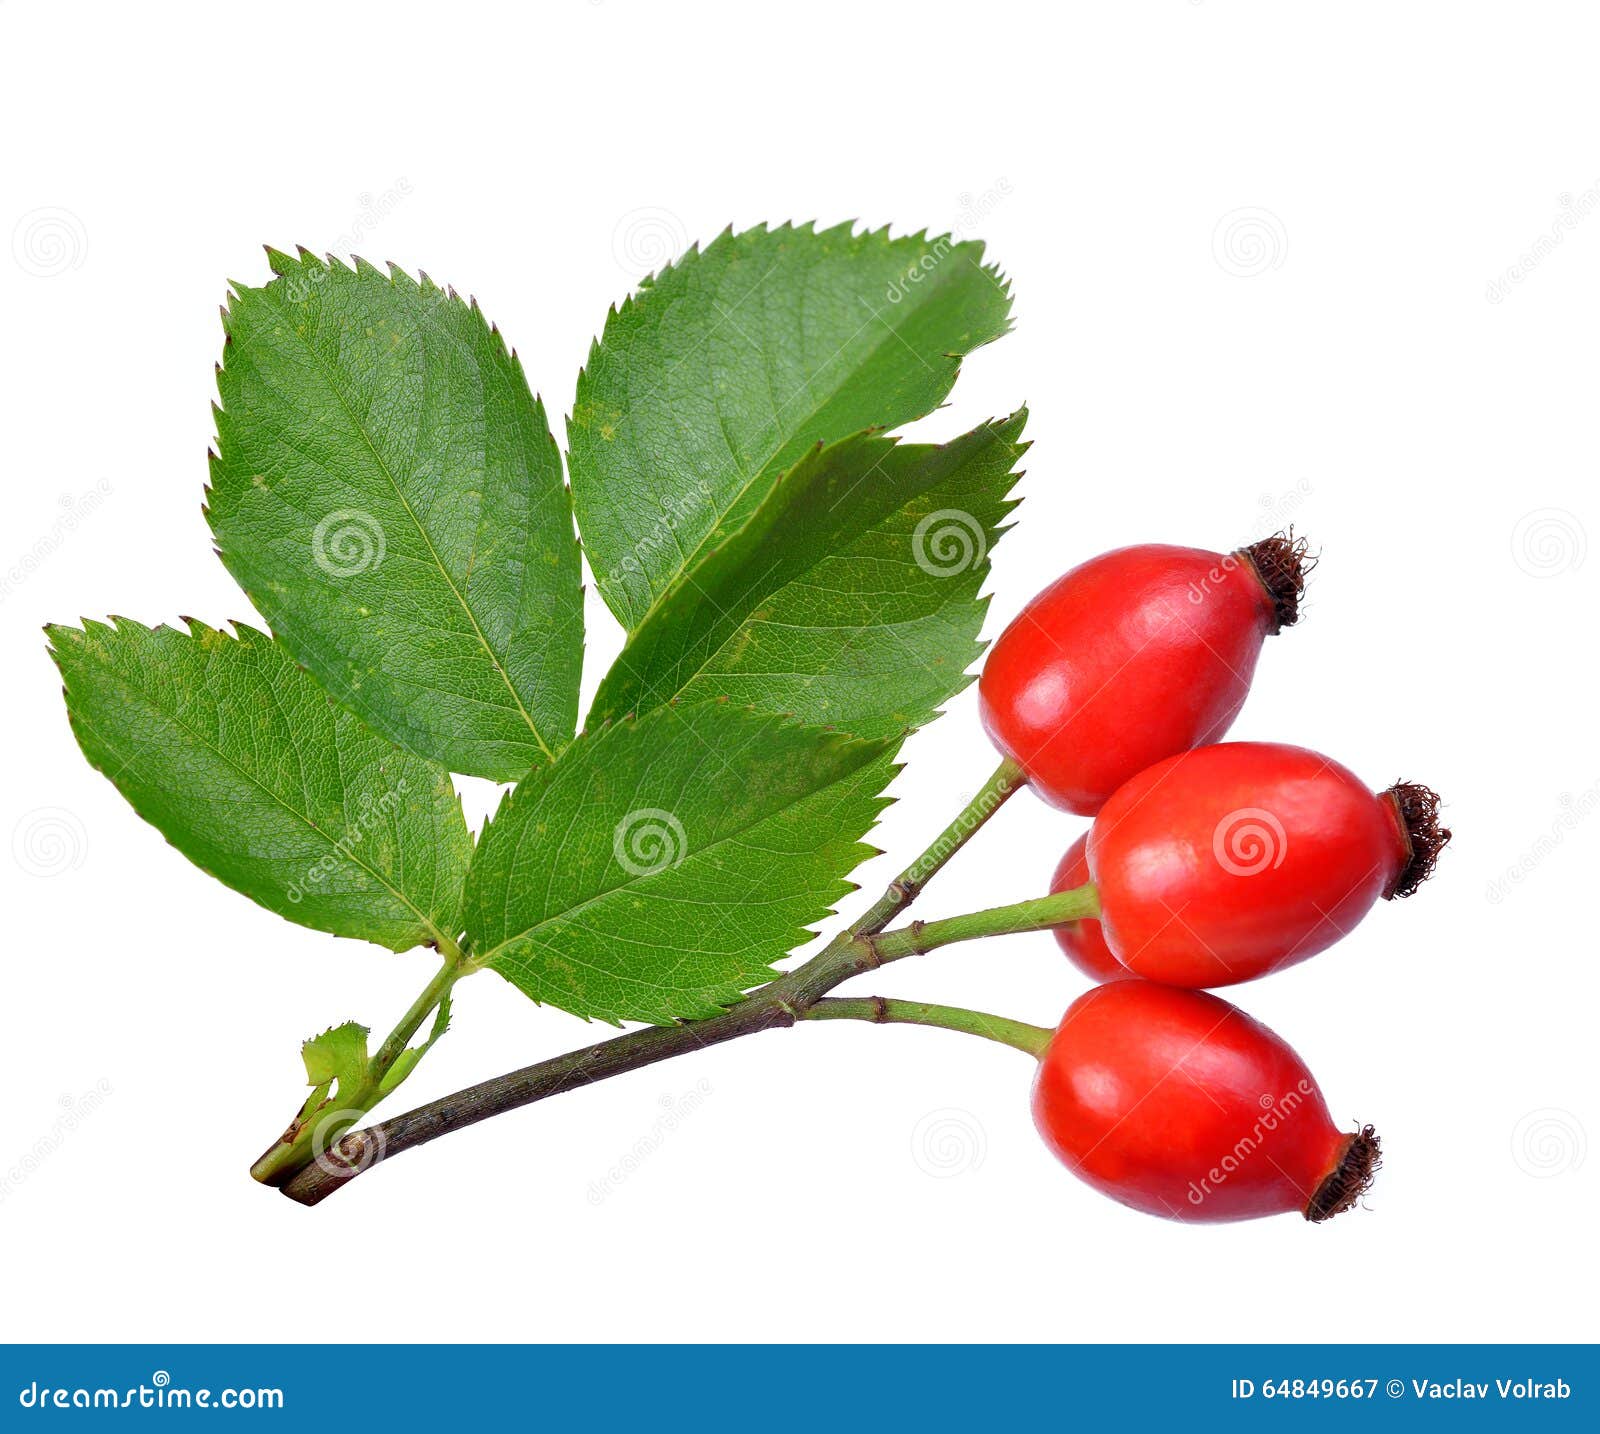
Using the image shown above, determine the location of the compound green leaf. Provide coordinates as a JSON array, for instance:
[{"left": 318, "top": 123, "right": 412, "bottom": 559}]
[
  {"left": 589, "top": 412, "right": 1026, "bottom": 738},
  {"left": 207, "top": 250, "right": 582, "bottom": 781},
  {"left": 569, "top": 222, "right": 1012, "bottom": 630},
  {"left": 48, "top": 618, "right": 472, "bottom": 952},
  {"left": 464, "top": 703, "right": 897, "bottom": 1026}
]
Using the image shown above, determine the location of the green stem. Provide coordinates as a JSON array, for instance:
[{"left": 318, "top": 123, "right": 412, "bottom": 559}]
[
  {"left": 275, "top": 882, "right": 1098, "bottom": 1205},
  {"left": 870, "top": 882, "right": 1099, "bottom": 962},
  {"left": 250, "top": 945, "right": 471, "bottom": 1186},
  {"left": 268, "top": 763, "right": 1052, "bottom": 1204},
  {"left": 852, "top": 756, "right": 1025, "bottom": 936},
  {"left": 371, "top": 948, "right": 466, "bottom": 1072},
  {"left": 804, "top": 996, "right": 1053, "bottom": 1057}
]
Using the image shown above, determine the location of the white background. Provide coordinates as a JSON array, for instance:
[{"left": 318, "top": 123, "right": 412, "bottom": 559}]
[{"left": 2, "top": 1, "right": 1594, "bottom": 1344}]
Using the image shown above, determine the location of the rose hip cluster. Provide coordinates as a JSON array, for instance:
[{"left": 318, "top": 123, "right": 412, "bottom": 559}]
[{"left": 978, "top": 536, "right": 1450, "bottom": 1224}]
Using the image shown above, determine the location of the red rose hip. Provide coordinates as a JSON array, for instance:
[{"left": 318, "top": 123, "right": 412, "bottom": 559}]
[
  {"left": 1032, "top": 982, "right": 1379, "bottom": 1222},
  {"left": 979, "top": 535, "right": 1310, "bottom": 814},
  {"left": 1048, "top": 834, "right": 1126, "bottom": 982},
  {"left": 1088, "top": 741, "right": 1450, "bottom": 987}
]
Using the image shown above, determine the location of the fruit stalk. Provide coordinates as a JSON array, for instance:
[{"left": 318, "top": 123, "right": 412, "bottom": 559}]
[
  {"left": 857, "top": 756, "right": 1025, "bottom": 931},
  {"left": 803, "top": 996, "right": 1053, "bottom": 1056},
  {"left": 271, "top": 762, "right": 1042, "bottom": 1203},
  {"left": 278, "top": 886, "right": 1098, "bottom": 1204}
]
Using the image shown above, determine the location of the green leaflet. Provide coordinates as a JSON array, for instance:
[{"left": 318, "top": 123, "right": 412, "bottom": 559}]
[
  {"left": 47, "top": 619, "right": 472, "bottom": 952},
  {"left": 589, "top": 412, "right": 1027, "bottom": 737},
  {"left": 298, "top": 997, "right": 452, "bottom": 1116},
  {"left": 207, "top": 250, "right": 583, "bottom": 781},
  {"left": 301, "top": 1021, "right": 372, "bottom": 1097},
  {"left": 568, "top": 222, "right": 1013, "bottom": 631},
  {"left": 464, "top": 703, "right": 897, "bottom": 1026}
]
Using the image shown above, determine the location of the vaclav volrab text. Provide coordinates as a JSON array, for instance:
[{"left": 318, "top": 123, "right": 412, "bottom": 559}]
[{"left": 1412, "top": 1378, "right": 1570, "bottom": 1400}]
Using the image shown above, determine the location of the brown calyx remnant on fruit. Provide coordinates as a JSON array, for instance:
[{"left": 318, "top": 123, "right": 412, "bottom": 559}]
[
  {"left": 1305, "top": 1124, "right": 1381, "bottom": 1222},
  {"left": 1384, "top": 781, "right": 1452, "bottom": 898},
  {"left": 1237, "top": 529, "right": 1316, "bottom": 634}
]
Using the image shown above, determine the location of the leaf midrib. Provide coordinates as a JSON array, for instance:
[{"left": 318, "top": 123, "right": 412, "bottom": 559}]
[{"left": 255, "top": 279, "right": 556, "bottom": 763}]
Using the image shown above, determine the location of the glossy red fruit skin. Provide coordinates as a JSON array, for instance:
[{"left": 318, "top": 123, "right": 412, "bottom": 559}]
[
  {"left": 1032, "top": 983, "right": 1350, "bottom": 1222},
  {"left": 1049, "top": 835, "right": 1127, "bottom": 982},
  {"left": 1089, "top": 742, "right": 1411, "bottom": 987},
  {"left": 979, "top": 544, "right": 1278, "bottom": 814}
]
